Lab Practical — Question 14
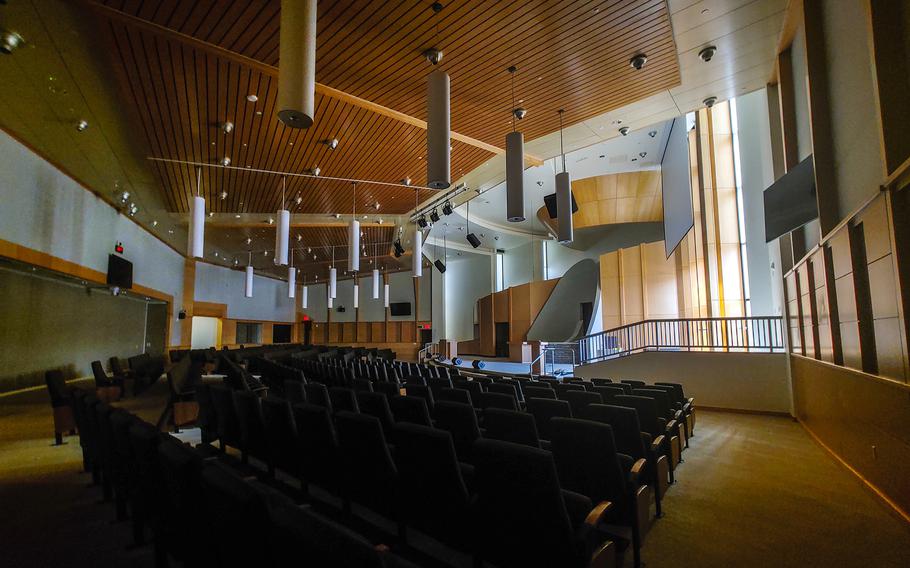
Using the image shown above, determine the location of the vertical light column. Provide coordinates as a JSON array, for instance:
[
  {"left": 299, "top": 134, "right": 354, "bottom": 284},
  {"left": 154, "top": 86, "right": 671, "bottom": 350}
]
[
  {"left": 412, "top": 229, "right": 423, "bottom": 277},
  {"left": 288, "top": 266, "right": 296, "bottom": 298},
  {"left": 189, "top": 195, "right": 205, "bottom": 258},
  {"left": 277, "top": 209, "right": 290, "bottom": 265},
  {"left": 348, "top": 219, "right": 360, "bottom": 272},
  {"left": 245, "top": 265, "right": 254, "bottom": 298},
  {"left": 329, "top": 267, "right": 337, "bottom": 298},
  {"left": 372, "top": 268, "right": 380, "bottom": 299},
  {"left": 426, "top": 69, "right": 451, "bottom": 189},
  {"left": 506, "top": 131, "right": 525, "bottom": 222},
  {"left": 277, "top": 0, "right": 316, "bottom": 128},
  {"left": 555, "top": 171, "right": 573, "bottom": 243}
]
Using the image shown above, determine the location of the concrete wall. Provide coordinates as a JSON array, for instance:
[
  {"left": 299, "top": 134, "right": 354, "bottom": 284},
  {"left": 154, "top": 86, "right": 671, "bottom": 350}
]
[
  {"left": 444, "top": 254, "right": 492, "bottom": 340},
  {"left": 0, "top": 130, "right": 185, "bottom": 344},
  {"left": 575, "top": 351, "right": 791, "bottom": 414}
]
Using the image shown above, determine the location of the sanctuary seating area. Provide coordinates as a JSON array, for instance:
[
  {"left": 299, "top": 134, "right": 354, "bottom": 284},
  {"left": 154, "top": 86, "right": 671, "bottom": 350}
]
[{"left": 48, "top": 344, "right": 697, "bottom": 568}]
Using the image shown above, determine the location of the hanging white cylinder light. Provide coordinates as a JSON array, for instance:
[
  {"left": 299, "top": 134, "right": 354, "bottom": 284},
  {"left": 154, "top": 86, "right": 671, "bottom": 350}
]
[
  {"left": 348, "top": 219, "right": 360, "bottom": 272},
  {"left": 245, "top": 265, "right": 254, "bottom": 298},
  {"left": 301, "top": 284, "right": 308, "bottom": 309},
  {"left": 506, "top": 131, "right": 526, "bottom": 222},
  {"left": 426, "top": 69, "right": 451, "bottom": 189},
  {"left": 329, "top": 267, "right": 337, "bottom": 298},
  {"left": 327, "top": 289, "right": 334, "bottom": 309},
  {"left": 372, "top": 268, "right": 380, "bottom": 299},
  {"left": 277, "top": 209, "right": 290, "bottom": 265},
  {"left": 353, "top": 283, "right": 359, "bottom": 309},
  {"left": 277, "top": 0, "right": 316, "bottom": 128},
  {"left": 188, "top": 195, "right": 205, "bottom": 259},
  {"left": 384, "top": 282, "right": 390, "bottom": 308},
  {"left": 412, "top": 228, "right": 423, "bottom": 277},
  {"left": 556, "top": 172, "right": 574, "bottom": 244},
  {"left": 288, "top": 266, "right": 296, "bottom": 298}
]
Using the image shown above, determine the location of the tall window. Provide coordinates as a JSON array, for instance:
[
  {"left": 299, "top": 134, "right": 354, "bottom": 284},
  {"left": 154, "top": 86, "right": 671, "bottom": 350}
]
[
  {"left": 495, "top": 251, "right": 504, "bottom": 291},
  {"left": 730, "top": 98, "right": 752, "bottom": 316},
  {"left": 236, "top": 322, "right": 262, "bottom": 345}
]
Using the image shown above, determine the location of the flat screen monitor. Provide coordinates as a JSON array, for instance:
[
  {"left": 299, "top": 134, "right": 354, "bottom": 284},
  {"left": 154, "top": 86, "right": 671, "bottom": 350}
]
[
  {"left": 389, "top": 302, "right": 412, "bottom": 316},
  {"left": 107, "top": 254, "right": 133, "bottom": 289},
  {"left": 763, "top": 155, "right": 818, "bottom": 241},
  {"left": 661, "top": 116, "right": 694, "bottom": 258}
]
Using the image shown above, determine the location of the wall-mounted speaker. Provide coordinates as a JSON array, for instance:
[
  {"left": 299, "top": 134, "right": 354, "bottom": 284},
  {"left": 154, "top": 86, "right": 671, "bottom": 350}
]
[
  {"left": 466, "top": 233, "right": 481, "bottom": 248},
  {"left": 543, "top": 191, "right": 578, "bottom": 219},
  {"left": 471, "top": 359, "right": 486, "bottom": 369},
  {"left": 178, "top": 310, "right": 187, "bottom": 320},
  {"left": 434, "top": 259, "right": 446, "bottom": 273}
]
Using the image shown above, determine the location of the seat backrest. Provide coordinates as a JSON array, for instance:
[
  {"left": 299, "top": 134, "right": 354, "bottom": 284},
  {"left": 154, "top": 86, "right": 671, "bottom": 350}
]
[
  {"left": 209, "top": 384, "right": 241, "bottom": 447},
  {"left": 109, "top": 357, "right": 126, "bottom": 376},
  {"left": 655, "top": 382, "right": 688, "bottom": 404},
  {"left": 356, "top": 391, "right": 395, "bottom": 434},
  {"left": 261, "top": 397, "right": 297, "bottom": 470},
  {"left": 199, "top": 461, "right": 268, "bottom": 565},
  {"left": 633, "top": 388, "right": 673, "bottom": 419},
  {"left": 292, "top": 403, "right": 341, "bottom": 490},
  {"left": 427, "top": 377, "right": 453, "bottom": 399},
  {"left": 437, "top": 387, "right": 472, "bottom": 406},
  {"left": 157, "top": 437, "right": 205, "bottom": 540},
  {"left": 304, "top": 383, "right": 332, "bottom": 412},
  {"left": 195, "top": 383, "right": 217, "bottom": 438},
  {"left": 334, "top": 411, "right": 398, "bottom": 514},
  {"left": 403, "top": 384, "right": 434, "bottom": 412},
  {"left": 554, "top": 382, "right": 585, "bottom": 396},
  {"left": 483, "top": 408, "right": 541, "bottom": 448},
  {"left": 621, "top": 379, "right": 646, "bottom": 387},
  {"left": 373, "top": 381, "right": 401, "bottom": 398},
  {"left": 591, "top": 378, "right": 613, "bottom": 386},
  {"left": 389, "top": 396, "right": 433, "bottom": 427},
  {"left": 404, "top": 375, "right": 426, "bottom": 386},
  {"left": 525, "top": 397, "right": 572, "bottom": 440},
  {"left": 283, "top": 380, "right": 307, "bottom": 404},
  {"left": 559, "top": 390, "right": 603, "bottom": 416},
  {"left": 432, "top": 401, "right": 481, "bottom": 460},
  {"left": 549, "top": 417, "right": 628, "bottom": 505},
  {"left": 352, "top": 378, "right": 374, "bottom": 393},
  {"left": 44, "top": 370, "right": 69, "bottom": 407},
  {"left": 580, "top": 404, "right": 647, "bottom": 461},
  {"left": 524, "top": 385, "right": 557, "bottom": 400},
  {"left": 593, "top": 385, "right": 626, "bottom": 403},
  {"left": 615, "top": 395, "right": 661, "bottom": 436},
  {"left": 476, "top": 391, "right": 518, "bottom": 411},
  {"left": 233, "top": 389, "right": 267, "bottom": 457},
  {"left": 471, "top": 438, "right": 580, "bottom": 567},
  {"left": 486, "top": 382, "right": 518, "bottom": 399},
  {"left": 328, "top": 387, "right": 360, "bottom": 414},
  {"left": 392, "top": 423, "right": 470, "bottom": 534},
  {"left": 90, "top": 360, "right": 110, "bottom": 387}
]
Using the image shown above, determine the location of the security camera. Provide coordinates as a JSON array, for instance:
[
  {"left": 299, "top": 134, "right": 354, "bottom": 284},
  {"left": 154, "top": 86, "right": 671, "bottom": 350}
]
[
  {"left": 424, "top": 48, "right": 443, "bottom": 65},
  {"left": 703, "top": 96, "right": 718, "bottom": 108},
  {"left": 513, "top": 107, "right": 527, "bottom": 120},
  {"left": 619, "top": 126, "right": 630, "bottom": 136},
  {"left": 629, "top": 54, "right": 648, "bottom": 70},
  {"left": 698, "top": 46, "right": 717, "bottom": 63}
]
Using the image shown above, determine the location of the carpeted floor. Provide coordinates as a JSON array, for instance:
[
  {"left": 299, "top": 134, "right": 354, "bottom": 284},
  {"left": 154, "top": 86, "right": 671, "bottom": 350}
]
[{"left": 1, "top": 385, "right": 908, "bottom": 567}]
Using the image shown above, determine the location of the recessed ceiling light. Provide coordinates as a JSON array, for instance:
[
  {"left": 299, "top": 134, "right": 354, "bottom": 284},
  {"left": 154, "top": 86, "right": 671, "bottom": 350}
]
[
  {"left": 268, "top": 217, "right": 275, "bottom": 224},
  {"left": 235, "top": 214, "right": 241, "bottom": 219},
  {"left": 1, "top": 30, "right": 25, "bottom": 55},
  {"left": 245, "top": 237, "right": 252, "bottom": 245},
  {"left": 220, "top": 191, "right": 228, "bottom": 199},
  {"left": 648, "top": 130, "right": 657, "bottom": 138},
  {"left": 297, "top": 234, "right": 302, "bottom": 241},
  {"left": 289, "top": 141, "right": 294, "bottom": 146},
  {"left": 221, "top": 156, "right": 231, "bottom": 166},
  {"left": 246, "top": 94, "right": 258, "bottom": 102},
  {"left": 255, "top": 111, "right": 262, "bottom": 116},
  {"left": 221, "top": 121, "right": 234, "bottom": 134},
  {"left": 334, "top": 213, "right": 341, "bottom": 219},
  {"left": 76, "top": 119, "right": 89, "bottom": 132},
  {"left": 402, "top": 177, "right": 411, "bottom": 186},
  {"left": 208, "top": 211, "right": 214, "bottom": 217},
  {"left": 152, "top": 220, "right": 158, "bottom": 226},
  {"left": 264, "top": 250, "right": 269, "bottom": 256},
  {"left": 168, "top": 229, "right": 174, "bottom": 234},
  {"left": 296, "top": 195, "right": 302, "bottom": 205}
]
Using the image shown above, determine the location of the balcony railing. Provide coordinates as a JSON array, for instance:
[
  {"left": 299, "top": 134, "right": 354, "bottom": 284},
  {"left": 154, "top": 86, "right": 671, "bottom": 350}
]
[{"left": 578, "top": 316, "right": 785, "bottom": 364}]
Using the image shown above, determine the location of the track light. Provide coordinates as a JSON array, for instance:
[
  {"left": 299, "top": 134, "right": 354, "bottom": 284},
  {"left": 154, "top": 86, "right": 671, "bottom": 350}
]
[
  {"left": 629, "top": 53, "right": 648, "bottom": 70},
  {"left": 323, "top": 138, "right": 339, "bottom": 149},
  {"left": 434, "top": 259, "right": 446, "bottom": 273},
  {"left": 466, "top": 233, "right": 481, "bottom": 248},
  {"left": 0, "top": 30, "right": 24, "bottom": 55},
  {"left": 442, "top": 201, "right": 453, "bottom": 216},
  {"left": 76, "top": 120, "right": 89, "bottom": 132},
  {"left": 429, "top": 209, "right": 440, "bottom": 223},
  {"left": 417, "top": 215, "right": 429, "bottom": 229},
  {"left": 619, "top": 126, "right": 630, "bottom": 136},
  {"left": 221, "top": 157, "right": 231, "bottom": 167},
  {"left": 221, "top": 121, "right": 234, "bottom": 134},
  {"left": 402, "top": 177, "right": 412, "bottom": 186}
]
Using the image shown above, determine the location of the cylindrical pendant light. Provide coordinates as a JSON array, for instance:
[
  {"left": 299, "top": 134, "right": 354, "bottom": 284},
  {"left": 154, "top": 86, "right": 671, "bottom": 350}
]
[
  {"left": 384, "top": 282, "right": 390, "bottom": 308},
  {"left": 505, "top": 67, "right": 525, "bottom": 222},
  {"left": 412, "top": 228, "right": 423, "bottom": 277},
  {"left": 329, "top": 267, "right": 337, "bottom": 298},
  {"left": 327, "top": 287, "right": 333, "bottom": 309},
  {"left": 353, "top": 283, "right": 359, "bottom": 309},
  {"left": 427, "top": 68, "right": 451, "bottom": 189},
  {"left": 301, "top": 277, "right": 308, "bottom": 309},
  {"left": 244, "top": 252, "right": 254, "bottom": 298},
  {"left": 188, "top": 169, "right": 205, "bottom": 258},
  {"left": 348, "top": 183, "right": 360, "bottom": 272},
  {"left": 288, "top": 266, "right": 296, "bottom": 299},
  {"left": 372, "top": 268, "right": 380, "bottom": 299},
  {"left": 555, "top": 110, "right": 574, "bottom": 244},
  {"left": 277, "top": 0, "right": 316, "bottom": 128},
  {"left": 277, "top": 209, "right": 290, "bottom": 265}
]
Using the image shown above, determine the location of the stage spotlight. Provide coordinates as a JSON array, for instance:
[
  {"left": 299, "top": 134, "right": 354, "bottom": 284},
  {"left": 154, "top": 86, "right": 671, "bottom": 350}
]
[
  {"left": 429, "top": 208, "right": 440, "bottom": 223},
  {"left": 434, "top": 258, "right": 446, "bottom": 273},
  {"left": 466, "top": 232, "right": 481, "bottom": 248},
  {"left": 452, "top": 357, "right": 463, "bottom": 365},
  {"left": 442, "top": 201, "right": 453, "bottom": 216},
  {"left": 417, "top": 215, "right": 429, "bottom": 229},
  {"left": 393, "top": 239, "right": 405, "bottom": 257},
  {"left": 471, "top": 359, "right": 486, "bottom": 369}
]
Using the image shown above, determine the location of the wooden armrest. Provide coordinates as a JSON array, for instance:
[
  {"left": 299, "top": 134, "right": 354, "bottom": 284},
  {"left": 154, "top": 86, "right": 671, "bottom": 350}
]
[
  {"left": 667, "top": 419, "right": 678, "bottom": 433},
  {"left": 584, "top": 501, "right": 613, "bottom": 528},
  {"left": 651, "top": 434, "right": 665, "bottom": 452},
  {"left": 629, "top": 458, "right": 647, "bottom": 485}
]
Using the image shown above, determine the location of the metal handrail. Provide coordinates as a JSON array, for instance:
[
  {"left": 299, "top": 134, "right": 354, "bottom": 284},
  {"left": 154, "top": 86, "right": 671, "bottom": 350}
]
[
  {"left": 529, "top": 344, "right": 578, "bottom": 378},
  {"left": 418, "top": 342, "right": 438, "bottom": 362},
  {"left": 578, "top": 316, "right": 785, "bottom": 364}
]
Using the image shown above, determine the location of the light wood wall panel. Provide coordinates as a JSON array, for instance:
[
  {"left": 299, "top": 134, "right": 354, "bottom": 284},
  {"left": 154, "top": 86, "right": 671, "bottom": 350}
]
[{"left": 572, "top": 171, "right": 662, "bottom": 229}]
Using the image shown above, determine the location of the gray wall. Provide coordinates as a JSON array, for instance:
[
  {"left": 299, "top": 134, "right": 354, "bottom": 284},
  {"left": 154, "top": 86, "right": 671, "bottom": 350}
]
[
  {"left": 444, "top": 254, "right": 492, "bottom": 340},
  {"left": 0, "top": 269, "right": 153, "bottom": 391}
]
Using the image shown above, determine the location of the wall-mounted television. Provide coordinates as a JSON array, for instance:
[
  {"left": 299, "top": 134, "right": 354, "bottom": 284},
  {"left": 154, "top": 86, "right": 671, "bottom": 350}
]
[
  {"left": 107, "top": 254, "right": 133, "bottom": 289},
  {"left": 764, "top": 155, "right": 818, "bottom": 241},
  {"left": 389, "top": 302, "right": 412, "bottom": 316}
]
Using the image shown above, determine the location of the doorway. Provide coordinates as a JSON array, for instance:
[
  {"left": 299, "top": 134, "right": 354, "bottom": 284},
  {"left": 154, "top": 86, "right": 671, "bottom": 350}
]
[
  {"left": 302, "top": 320, "right": 313, "bottom": 345},
  {"left": 191, "top": 316, "right": 222, "bottom": 349},
  {"left": 580, "top": 301, "right": 594, "bottom": 337},
  {"left": 494, "top": 323, "right": 510, "bottom": 358}
]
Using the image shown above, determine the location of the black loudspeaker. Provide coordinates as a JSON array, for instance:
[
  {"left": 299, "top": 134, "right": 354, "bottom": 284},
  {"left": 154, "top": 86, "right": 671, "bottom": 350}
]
[
  {"left": 178, "top": 310, "right": 187, "bottom": 320},
  {"left": 452, "top": 357, "right": 463, "bottom": 365},
  {"left": 442, "top": 201, "right": 453, "bottom": 215},
  {"left": 434, "top": 259, "right": 446, "bottom": 273},
  {"left": 543, "top": 191, "right": 579, "bottom": 219},
  {"left": 429, "top": 209, "right": 440, "bottom": 223},
  {"left": 466, "top": 233, "right": 481, "bottom": 248},
  {"left": 471, "top": 359, "right": 486, "bottom": 369}
]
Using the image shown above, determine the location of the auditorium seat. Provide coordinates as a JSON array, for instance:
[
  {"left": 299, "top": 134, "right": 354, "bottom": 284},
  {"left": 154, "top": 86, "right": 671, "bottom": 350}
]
[
  {"left": 352, "top": 378, "right": 374, "bottom": 392},
  {"left": 524, "top": 385, "right": 558, "bottom": 400},
  {"left": 210, "top": 384, "right": 242, "bottom": 452},
  {"left": 127, "top": 420, "right": 162, "bottom": 546},
  {"left": 591, "top": 378, "right": 613, "bottom": 386},
  {"left": 194, "top": 383, "right": 219, "bottom": 445},
  {"left": 389, "top": 396, "right": 433, "bottom": 427},
  {"left": 283, "top": 380, "right": 307, "bottom": 404},
  {"left": 581, "top": 403, "right": 668, "bottom": 517},
  {"left": 403, "top": 383, "right": 435, "bottom": 412},
  {"left": 485, "top": 381, "right": 519, "bottom": 401},
  {"left": 157, "top": 437, "right": 207, "bottom": 566},
  {"left": 392, "top": 422, "right": 474, "bottom": 550},
  {"left": 373, "top": 380, "right": 401, "bottom": 399},
  {"left": 233, "top": 389, "right": 269, "bottom": 465},
  {"left": 616, "top": 395, "right": 676, "bottom": 483},
  {"left": 475, "top": 391, "right": 519, "bottom": 411},
  {"left": 433, "top": 401, "right": 482, "bottom": 464},
  {"left": 452, "top": 378, "right": 484, "bottom": 405},
  {"left": 199, "top": 460, "right": 270, "bottom": 565},
  {"left": 328, "top": 387, "right": 360, "bottom": 414},
  {"left": 356, "top": 391, "right": 395, "bottom": 436},
  {"left": 436, "top": 386, "right": 472, "bottom": 406},
  {"left": 261, "top": 397, "right": 298, "bottom": 477},
  {"left": 470, "top": 438, "right": 616, "bottom": 568},
  {"left": 526, "top": 398, "right": 572, "bottom": 442},
  {"left": 292, "top": 403, "right": 342, "bottom": 496},
  {"left": 554, "top": 383, "right": 586, "bottom": 397},
  {"left": 335, "top": 411, "right": 401, "bottom": 527},
  {"left": 559, "top": 390, "right": 603, "bottom": 416},
  {"left": 621, "top": 379, "right": 646, "bottom": 388},
  {"left": 550, "top": 417, "right": 648, "bottom": 568},
  {"left": 427, "top": 377, "right": 453, "bottom": 399},
  {"left": 91, "top": 360, "right": 123, "bottom": 400},
  {"left": 304, "top": 383, "right": 333, "bottom": 412},
  {"left": 108, "top": 409, "right": 139, "bottom": 521},
  {"left": 44, "top": 370, "right": 75, "bottom": 445},
  {"left": 482, "top": 408, "right": 547, "bottom": 449},
  {"left": 593, "top": 385, "right": 626, "bottom": 404},
  {"left": 633, "top": 388, "right": 684, "bottom": 464}
]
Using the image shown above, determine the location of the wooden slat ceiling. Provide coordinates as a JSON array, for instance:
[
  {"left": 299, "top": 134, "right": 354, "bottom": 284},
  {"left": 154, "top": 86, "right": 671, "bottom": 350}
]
[
  {"left": 207, "top": 223, "right": 401, "bottom": 278},
  {"left": 94, "top": 0, "right": 679, "bottom": 215}
]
